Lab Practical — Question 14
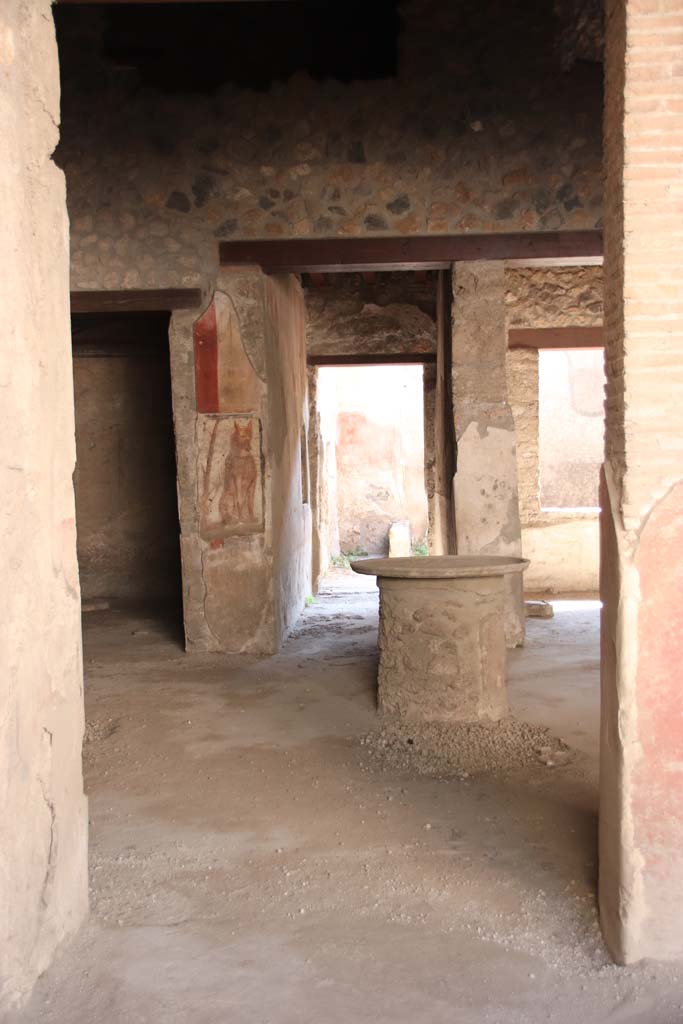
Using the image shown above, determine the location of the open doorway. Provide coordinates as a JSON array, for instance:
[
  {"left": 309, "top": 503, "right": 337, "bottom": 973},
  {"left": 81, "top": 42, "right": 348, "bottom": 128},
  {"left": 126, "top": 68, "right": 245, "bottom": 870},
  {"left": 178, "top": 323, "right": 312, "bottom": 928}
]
[
  {"left": 71, "top": 311, "right": 183, "bottom": 643},
  {"left": 316, "top": 363, "right": 428, "bottom": 565}
]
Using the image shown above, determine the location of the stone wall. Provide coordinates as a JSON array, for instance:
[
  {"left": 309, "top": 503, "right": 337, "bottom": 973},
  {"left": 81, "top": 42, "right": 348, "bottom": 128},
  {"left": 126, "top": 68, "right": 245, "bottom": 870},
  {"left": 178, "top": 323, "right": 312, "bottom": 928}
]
[
  {"left": 72, "top": 334, "right": 181, "bottom": 602},
  {"left": 55, "top": 0, "right": 603, "bottom": 294},
  {"left": 305, "top": 273, "right": 437, "bottom": 358},
  {"left": 0, "top": 1, "right": 88, "bottom": 1009},
  {"left": 506, "top": 266, "right": 603, "bottom": 328}
]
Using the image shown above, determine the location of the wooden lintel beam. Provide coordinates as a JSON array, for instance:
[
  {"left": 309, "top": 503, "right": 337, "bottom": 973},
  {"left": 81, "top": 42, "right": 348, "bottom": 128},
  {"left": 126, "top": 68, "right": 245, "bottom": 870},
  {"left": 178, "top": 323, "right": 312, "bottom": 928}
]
[
  {"left": 508, "top": 326, "right": 604, "bottom": 349},
  {"left": 70, "top": 288, "right": 203, "bottom": 314},
  {"left": 308, "top": 353, "right": 436, "bottom": 367},
  {"left": 219, "top": 232, "right": 602, "bottom": 274}
]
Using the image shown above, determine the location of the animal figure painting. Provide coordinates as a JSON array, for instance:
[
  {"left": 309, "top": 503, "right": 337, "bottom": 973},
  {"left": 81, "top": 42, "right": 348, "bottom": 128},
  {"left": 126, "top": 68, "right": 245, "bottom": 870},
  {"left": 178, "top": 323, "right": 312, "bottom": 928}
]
[{"left": 201, "top": 416, "right": 263, "bottom": 538}]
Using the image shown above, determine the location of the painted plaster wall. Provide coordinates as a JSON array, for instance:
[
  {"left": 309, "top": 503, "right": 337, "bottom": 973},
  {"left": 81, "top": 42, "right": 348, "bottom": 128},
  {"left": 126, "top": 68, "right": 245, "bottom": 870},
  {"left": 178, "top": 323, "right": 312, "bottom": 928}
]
[
  {"left": 55, "top": 1, "right": 602, "bottom": 294},
  {"left": 0, "top": 1, "right": 88, "bottom": 1009},
  {"left": 73, "top": 353, "right": 181, "bottom": 601},
  {"left": 171, "top": 269, "right": 309, "bottom": 654},
  {"left": 599, "top": 0, "right": 683, "bottom": 964}
]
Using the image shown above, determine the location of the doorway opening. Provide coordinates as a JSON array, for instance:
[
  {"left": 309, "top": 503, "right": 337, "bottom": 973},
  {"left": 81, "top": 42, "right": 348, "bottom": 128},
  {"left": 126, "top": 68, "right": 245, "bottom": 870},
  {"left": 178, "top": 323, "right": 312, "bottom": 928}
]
[
  {"left": 316, "top": 363, "right": 428, "bottom": 567},
  {"left": 71, "top": 311, "right": 183, "bottom": 643}
]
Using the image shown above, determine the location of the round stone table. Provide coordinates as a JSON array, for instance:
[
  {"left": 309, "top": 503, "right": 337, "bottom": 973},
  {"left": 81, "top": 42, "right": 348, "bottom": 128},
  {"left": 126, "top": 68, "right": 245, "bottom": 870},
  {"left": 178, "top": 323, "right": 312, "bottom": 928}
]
[{"left": 351, "top": 555, "right": 529, "bottom": 723}]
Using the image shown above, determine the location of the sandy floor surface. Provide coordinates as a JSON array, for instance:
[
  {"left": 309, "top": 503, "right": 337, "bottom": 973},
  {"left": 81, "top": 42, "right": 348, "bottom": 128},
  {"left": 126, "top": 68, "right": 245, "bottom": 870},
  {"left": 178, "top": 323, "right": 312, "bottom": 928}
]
[{"left": 8, "top": 572, "right": 683, "bottom": 1024}]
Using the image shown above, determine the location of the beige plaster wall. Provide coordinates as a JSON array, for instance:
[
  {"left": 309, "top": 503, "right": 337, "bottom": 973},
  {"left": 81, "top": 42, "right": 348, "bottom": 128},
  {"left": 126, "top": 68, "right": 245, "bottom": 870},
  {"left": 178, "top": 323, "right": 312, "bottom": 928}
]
[
  {"left": 522, "top": 515, "right": 599, "bottom": 593},
  {"left": 265, "top": 275, "right": 312, "bottom": 645},
  {"left": 0, "top": 1, "right": 88, "bottom": 1009},
  {"left": 73, "top": 351, "right": 181, "bottom": 601},
  {"left": 308, "top": 366, "right": 340, "bottom": 593}
]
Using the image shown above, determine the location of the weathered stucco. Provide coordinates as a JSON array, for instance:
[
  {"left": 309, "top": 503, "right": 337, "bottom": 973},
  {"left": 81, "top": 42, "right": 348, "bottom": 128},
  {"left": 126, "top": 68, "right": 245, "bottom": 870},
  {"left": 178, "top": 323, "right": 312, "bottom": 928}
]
[
  {"left": 172, "top": 268, "right": 310, "bottom": 654},
  {"left": 452, "top": 262, "right": 525, "bottom": 646},
  {"left": 377, "top": 576, "right": 509, "bottom": 722},
  {"left": 0, "top": 0, "right": 88, "bottom": 1009}
]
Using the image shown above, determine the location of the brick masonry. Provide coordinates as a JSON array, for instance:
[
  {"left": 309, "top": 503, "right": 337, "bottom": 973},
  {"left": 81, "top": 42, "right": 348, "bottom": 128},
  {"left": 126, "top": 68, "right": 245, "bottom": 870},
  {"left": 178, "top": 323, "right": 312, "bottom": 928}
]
[{"left": 600, "top": 0, "right": 683, "bottom": 964}]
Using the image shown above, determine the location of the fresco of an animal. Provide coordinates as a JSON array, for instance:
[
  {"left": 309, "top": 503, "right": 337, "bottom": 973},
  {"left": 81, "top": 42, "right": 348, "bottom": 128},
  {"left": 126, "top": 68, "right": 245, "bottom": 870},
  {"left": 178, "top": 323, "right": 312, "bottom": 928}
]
[{"left": 219, "top": 420, "right": 257, "bottom": 523}]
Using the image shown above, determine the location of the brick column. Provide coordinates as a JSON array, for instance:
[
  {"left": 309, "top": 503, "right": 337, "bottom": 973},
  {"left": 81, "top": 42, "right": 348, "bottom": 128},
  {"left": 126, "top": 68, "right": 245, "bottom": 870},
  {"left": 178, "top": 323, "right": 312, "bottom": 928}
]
[
  {"left": 451, "top": 262, "right": 525, "bottom": 647},
  {"left": 600, "top": 0, "right": 683, "bottom": 963}
]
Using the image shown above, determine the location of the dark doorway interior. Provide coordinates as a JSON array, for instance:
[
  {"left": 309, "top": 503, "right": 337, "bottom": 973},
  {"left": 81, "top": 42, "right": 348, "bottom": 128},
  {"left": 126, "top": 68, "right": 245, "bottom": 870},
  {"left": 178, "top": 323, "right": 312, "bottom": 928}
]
[{"left": 71, "top": 311, "right": 183, "bottom": 642}]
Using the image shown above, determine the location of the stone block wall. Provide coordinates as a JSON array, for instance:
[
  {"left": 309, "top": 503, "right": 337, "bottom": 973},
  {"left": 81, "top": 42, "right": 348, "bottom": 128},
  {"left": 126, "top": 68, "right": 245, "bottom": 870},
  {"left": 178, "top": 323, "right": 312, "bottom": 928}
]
[
  {"left": 506, "top": 266, "right": 603, "bottom": 328},
  {"left": 0, "top": 1, "right": 88, "bottom": 1009},
  {"left": 55, "top": 0, "right": 603, "bottom": 294}
]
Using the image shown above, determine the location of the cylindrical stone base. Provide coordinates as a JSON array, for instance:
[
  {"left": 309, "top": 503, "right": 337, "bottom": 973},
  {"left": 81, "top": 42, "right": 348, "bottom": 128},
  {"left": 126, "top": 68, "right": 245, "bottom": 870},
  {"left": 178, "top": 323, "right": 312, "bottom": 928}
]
[{"left": 376, "top": 575, "right": 508, "bottom": 722}]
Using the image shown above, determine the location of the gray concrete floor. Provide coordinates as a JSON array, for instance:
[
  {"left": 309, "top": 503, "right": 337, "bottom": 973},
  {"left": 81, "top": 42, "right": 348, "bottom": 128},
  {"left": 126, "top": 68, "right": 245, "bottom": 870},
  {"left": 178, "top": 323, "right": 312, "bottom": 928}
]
[{"left": 8, "top": 573, "right": 683, "bottom": 1023}]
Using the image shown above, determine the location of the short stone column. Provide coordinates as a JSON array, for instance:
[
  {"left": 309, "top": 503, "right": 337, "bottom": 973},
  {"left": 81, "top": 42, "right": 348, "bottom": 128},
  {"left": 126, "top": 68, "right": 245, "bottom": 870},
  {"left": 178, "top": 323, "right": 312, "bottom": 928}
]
[
  {"left": 451, "top": 262, "right": 525, "bottom": 647},
  {"left": 352, "top": 555, "right": 527, "bottom": 723}
]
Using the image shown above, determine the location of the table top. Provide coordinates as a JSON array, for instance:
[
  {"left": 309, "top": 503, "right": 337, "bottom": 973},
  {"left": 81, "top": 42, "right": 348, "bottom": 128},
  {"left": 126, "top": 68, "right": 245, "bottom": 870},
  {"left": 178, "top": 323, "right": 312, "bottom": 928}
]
[{"left": 350, "top": 555, "right": 529, "bottom": 580}]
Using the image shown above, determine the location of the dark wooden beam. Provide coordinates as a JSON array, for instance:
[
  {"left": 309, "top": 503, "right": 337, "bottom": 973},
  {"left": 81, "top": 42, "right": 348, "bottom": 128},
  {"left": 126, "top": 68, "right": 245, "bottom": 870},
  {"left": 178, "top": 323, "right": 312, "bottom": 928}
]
[
  {"left": 70, "top": 288, "right": 202, "bottom": 314},
  {"left": 508, "top": 326, "right": 604, "bottom": 349},
  {"left": 219, "top": 232, "right": 602, "bottom": 274},
  {"left": 308, "top": 353, "right": 436, "bottom": 367}
]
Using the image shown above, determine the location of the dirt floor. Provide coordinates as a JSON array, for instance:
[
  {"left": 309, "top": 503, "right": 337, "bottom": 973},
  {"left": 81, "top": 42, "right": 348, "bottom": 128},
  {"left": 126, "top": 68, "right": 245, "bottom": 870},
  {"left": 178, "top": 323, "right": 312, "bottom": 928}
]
[{"left": 8, "top": 571, "right": 683, "bottom": 1023}]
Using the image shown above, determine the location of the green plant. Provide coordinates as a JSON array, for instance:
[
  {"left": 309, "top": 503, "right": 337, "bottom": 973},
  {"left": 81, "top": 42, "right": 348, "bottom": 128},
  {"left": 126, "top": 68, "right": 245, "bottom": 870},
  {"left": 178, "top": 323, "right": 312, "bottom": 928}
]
[
  {"left": 344, "top": 546, "right": 369, "bottom": 559},
  {"left": 330, "top": 547, "right": 368, "bottom": 570},
  {"left": 305, "top": 594, "right": 315, "bottom": 607},
  {"left": 411, "top": 539, "right": 429, "bottom": 557}
]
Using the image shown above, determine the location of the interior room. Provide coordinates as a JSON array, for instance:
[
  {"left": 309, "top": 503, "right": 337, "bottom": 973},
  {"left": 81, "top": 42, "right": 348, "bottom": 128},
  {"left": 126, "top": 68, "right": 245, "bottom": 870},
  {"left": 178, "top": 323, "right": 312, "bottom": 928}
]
[{"left": 3, "top": 1, "right": 683, "bottom": 1022}]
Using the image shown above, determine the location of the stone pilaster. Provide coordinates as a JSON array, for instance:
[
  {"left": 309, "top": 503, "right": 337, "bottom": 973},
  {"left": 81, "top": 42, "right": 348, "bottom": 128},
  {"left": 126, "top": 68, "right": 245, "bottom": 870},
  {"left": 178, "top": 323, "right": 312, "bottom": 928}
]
[{"left": 451, "top": 262, "right": 525, "bottom": 647}]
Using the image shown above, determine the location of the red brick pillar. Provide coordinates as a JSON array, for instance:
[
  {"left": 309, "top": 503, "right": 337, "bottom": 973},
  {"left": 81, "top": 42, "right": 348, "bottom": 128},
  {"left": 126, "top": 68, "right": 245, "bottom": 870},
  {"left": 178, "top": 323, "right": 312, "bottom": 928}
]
[{"left": 601, "top": 0, "right": 683, "bottom": 963}]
